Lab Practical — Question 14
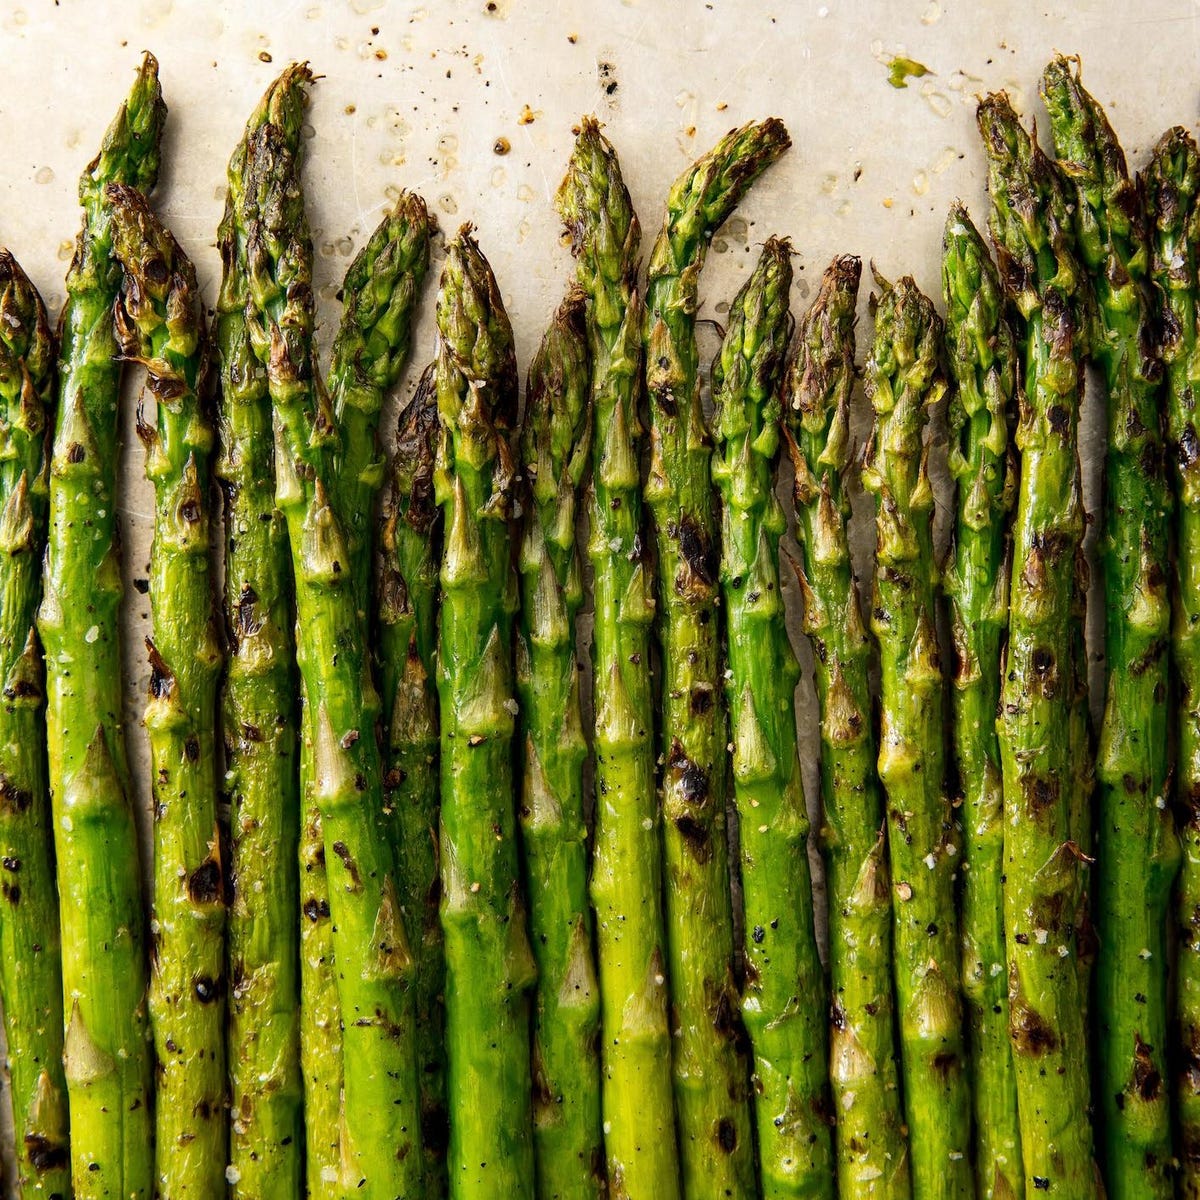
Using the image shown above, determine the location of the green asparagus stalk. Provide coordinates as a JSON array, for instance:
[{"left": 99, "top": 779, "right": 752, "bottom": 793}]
[
  {"left": 863, "top": 272, "right": 971, "bottom": 1200},
  {"left": 0, "top": 250, "right": 70, "bottom": 1196},
  {"left": 556, "top": 118, "right": 680, "bottom": 1200},
  {"left": 1041, "top": 57, "right": 1177, "bottom": 1199},
  {"left": 977, "top": 91, "right": 1100, "bottom": 1198},
  {"left": 941, "top": 203, "right": 1022, "bottom": 1200},
  {"left": 712, "top": 238, "right": 833, "bottom": 1200},
  {"left": 1148, "top": 126, "right": 1200, "bottom": 1192},
  {"left": 434, "top": 225, "right": 535, "bottom": 1200},
  {"left": 108, "top": 183, "right": 226, "bottom": 1198},
  {"left": 218, "top": 65, "right": 310, "bottom": 1199},
  {"left": 378, "top": 363, "right": 447, "bottom": 1193},
  {"left": 643, "top": 118, "right": 789, "bottom": 1200},
  {"left": 785, "top": 255, "right": 911, "bottom": 1200},
  {"left": 241, "top": 120, "right": 423, "bottom": 1197},
  {"left": 515, "top": 290, "right": 605, "bottom": 1200},
  {"left": 38, "top": 54, "right": 164, "bottom": 1198}
]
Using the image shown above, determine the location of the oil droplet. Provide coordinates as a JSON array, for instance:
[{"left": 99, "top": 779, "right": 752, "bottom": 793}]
[
  {"left": 439, "top": 194, "right": 459, "bottom": 215},
  {"left": 837, "top": 200, "right": 852, "bottom": 218},
  {"left": 57, "top": 240, "right": 74, "bottom": 262},
  {"left": 301, "top": 123, "right": 316, "bottom": 141},
  {"left": 516, "top": 218, "right": 532, "bottom": 244},
  {"left": 491, "top": 167, "right": 507, "bottom": 188},
  {"left": 384, "top": 184, "right": 403, "bottom": 203},
  {"left": 336, "top": 236, "right": 353, "bottom": 257},
  {"left": 820, "top": 173, "right": 838, "bottom": 195},
  {"left": 912, "top": 170, "right": 929, "bottom": 196},
  {"left": 675, "top": 89, "right": 696, "bottom": 109},
  {"left": 10, "top": 8, "right": 27, "bottom": 25},
  {"left": 714, "top": 300, "right": 730, "bottom": 315},
  {"left": 713, "top": 238, "right": 729, "bottom": 255},
  {"left": 724, "top": 217, "right": 748, "bottom": 243},
  {"left": 334, "top": 35, "right": 350, "bottom": 51},
  {"left": 34, "top": 166, "right": 53, "bottom": 185},
  {"left": 438, "top": 133, "right": 459, "bottom": 154},
  {"left": 932, "top": 146, "right": 958, "bottom": 175},
  {"left": 516, "top": 184, "right": 534, "bottom": 203},
  {"left": 306, "top": 6, "right": 321, "bottom": 18},
  {"left": 921, "top": 85, "right": 952, "bottom": 119},
  {"left": 493, "top": 137, "right": 511, "bottom": 155},
  {"left": 320, "top": 240, "right": 336, "bottom": 258},
  {"left": 350, "top": 0, "right": 385, "bottom": 12},
  {"left": 920, "top": 0, "right": 942, "bottom": 24}
]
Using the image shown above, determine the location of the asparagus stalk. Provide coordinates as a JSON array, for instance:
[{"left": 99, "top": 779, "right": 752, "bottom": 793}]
[
  {"left": 941, "top": 204, "right": 1022, "bottom": 1200},
  {"left": 1146, "top": 127, "right": 1200, "bottom": 1192},
  {"left": 643, "top": 118, "right": 789, "bottom": 1200},
  {"left": 242, "top": 120, "right": 423, "bottom": 1197},
  {"left": 515, "top": 291, "right": 605, "bottom": 1200},
  {"left": 556, "top": 119, "right": 680, "bottom": 1200},
  {"left": 0, "top": 250, "right": 70, "bottom": 1196},
  {"left": 108, "top": 183, "right": 226, "bottom": 1197},
  {"left": 712, "top": 238, "right": 833, "bottom": 1199},
  {"left": 1041, "top": 57, "right": 1178, "bottom": 1198},
  {"left": 785, "top": 255, "right": 911, "bottom": 1200},
  {"left": 38, "top": 55, "right": 164, "bottom": 1197},
  {"left": 434, "top": 225, "right": 535, "bottom": 1200},
  {"left": 378, "top": 364, "right": 447, "bottom": 1193},
  {"left": 217, "top": 66, "right": 309, "bottom": 1198},
  {"left": 863, "top": 272, "right": 971, "bottom": 1200},
  {"left": 977, "top": 91, "right": 1101, "bottom": 1197}
]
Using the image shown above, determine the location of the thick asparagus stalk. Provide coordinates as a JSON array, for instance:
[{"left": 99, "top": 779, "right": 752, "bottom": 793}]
[
  {"left": 556, "top": 118, "right": 680, "bottom": 1200},
  {"left": 643, "top": 118, "right": 789, "bottom": 1200},
  {"left": 785, "top": 255, "right": 911, "bottom": 1200},
  {"left": 242, "top": 120, "right": 423, "bottom": 1198},
  {"left": 941, "top": 204, "right": 1022, "bottom": 1200},
  {"left": 978, "top": 91, "right": 1100, "bottom": 1198},
  {"left": 863, "top": 272, "right": 971, "bottom": 1200},
  {"left": 217, "top": 66, "right": 309, "bottom": 1199},
  {"left": 515, "top": 291, "right": 605, "bottom": 1200},
  {"left": 378, "top": 364, "right": 447, "bottom": 1193},
  {"left": 1041, "top": 57, "right": 1177, "bottom": 1199},
  {"left": 434, "top": 226, "right": 535, "bottom": 1200},
  {"left": 1146, "top": 127, "right": 1200, "bottom": 1192},
  {"left": 0, "top": 250, "right": 70, "bottom": 1196},
  {"left": 108, "top": 183, "right": 226, "bottom": 1198},
  {"left": 38, "top": 55, "right": 164, "bottom": 1198},
  {"left": 712, "top": 238, "right": 833, "bottom": 1200}
]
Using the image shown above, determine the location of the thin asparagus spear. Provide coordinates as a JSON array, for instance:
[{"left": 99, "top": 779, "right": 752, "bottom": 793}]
[
  {"left": 643, "top": 118, "right": 789, "bottom": 1200},
  {"left": 941, "top": 203, "right": 1023, "bottom": 1200},
  {"left": 108, "top": 183, "right": 226, "bottom": 1198},
  {"left": 516, "top": 291, "right": 605, "bottom": 1200},
  {"left": 1147, "top": 127, "right": 1200, "bottom": 1193},
  {"left": 378, "top": 364, "right": 447, "bottom": 1193},
  {"left": 863, "top": 272, "right": 972, "bottom": 1200},
  {"left": 786, "top": 255, "right": 912, "bottom": 1200},
  {"left": 978, "top": 91, "right": 1101, "bottom": 1198},
  {"left": 434, "top": 225, "right": 535, "bottom": 1200},
  {"left": 0, "top": 250, "right": 70, "bottom": 1196},
  {"left": 242, "top": 120, "right": 423, "bottom": 1198},
  {"left": 217, "top": 66, "right": 310, "bottom": 1199},
  {"left": 712, "top": 238, "right": 833, "bottom": 1200},
  {"left": 556, "top": 118, "right": 680, "bottom": 1200},
  {"left": 38, "top": 54, "right": 164, "bottom": 1198},
  {"left": 1041, "top": 57, "right": 1177, "bottom": 1199}
]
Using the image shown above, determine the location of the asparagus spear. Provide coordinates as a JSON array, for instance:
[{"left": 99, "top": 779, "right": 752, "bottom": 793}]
[
  {"left": 217, "top": 66, "right": 309, "bottom": 1198},
  {"left": 785, "top": 255, "right": 912, "bottom": 1200},
  {"left": 108, "top": 183, "right": 226, "bottom": 1197},
  {"left": 712, "top": 238, "right": 833, "bottom": 1200},
  {"left": 941, "top": 204, "right": 1022, "bottom": 1200},
  {"left": 643, "top": 118, "right": 789, "bottom": 1200},
  {"left": 0, "top": 250, "right": 70, "bottom": 1197},
  {"left": 1146, "top": 127, "right": 1200, "bottom": 1192},
  {"left": 515, "top": 291, "right": 605, "bottom": 1200},
  {"left": 38, "top": 55, "right": 164, "bottom": 1197},
  {"left": 863, "top": 272, "right": 971, "bottom": 1200},
  {"left": 1041, "top": 57, "right": 1177, "bottom": 1198},
  {"left": 978, "top": 91, "right": 1101, "bottom": 1198},
  {"left": 242, "top": 120, "right": 423, "bottom": 1197},
  {"left": 434, "top": 225, "right": 535, "bottom": 1200},
  {"left": 378, "top": 364, "right": 447, "bottom": 1193},
  {"left": 556, "top": 118, "right": 680, "bottom": 1200}
]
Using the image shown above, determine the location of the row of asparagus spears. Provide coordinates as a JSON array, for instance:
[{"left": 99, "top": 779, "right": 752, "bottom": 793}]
[{"left": 0, "top": 44, "right": 1199, "bottom": 1200}]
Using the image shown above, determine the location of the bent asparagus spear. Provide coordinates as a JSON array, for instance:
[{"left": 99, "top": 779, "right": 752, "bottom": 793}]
[
  {"left": 38, "top": 54, "right": 164, "bottom": 1199},
  {"left": 643, "top": 118, "right": 789, "bottom": 1200},
  {"left": 786, "top": 255, "right": 912, "bottom": 1200},
  {"left": 978, "top": 91, "right": 1101, "bottom": 1198},
  {"left": 109, "top": 183, "right": 226, "bottom": 1198},
  {"left": 0, "top": 250, "right": 70, "bottom": 1197},
  {"left": 556, "top": 118, "right": 680, "bottom": 1200},
  {"left": 713, "top": 237, "right": 833, "bottom": 1200}
]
